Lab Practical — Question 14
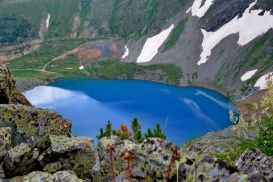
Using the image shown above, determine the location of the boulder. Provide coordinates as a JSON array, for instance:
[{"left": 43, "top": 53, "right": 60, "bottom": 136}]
[
  {"left": 23, "top": 171, "right": 84, "bottom": 182},
  {"left": 3, "top": 143, "right": 35, "bottom": 178},
  {"left": 96, "top": 136, "right": 178, "bottom": 181},
  {"left": 0, "top": 63, "right": 31, "bottom": 105},
  {"left": 0, "top": 104, "right": 71, "bottom": 145},
  {"left": 0, "top": 127, "right": 11, "bottom": 157},
  {"left": 39, "top": 135, "right": 97, "bottom": 179},
  {"left": 236, "top": 150, "right": 273, "bottom": 181}
]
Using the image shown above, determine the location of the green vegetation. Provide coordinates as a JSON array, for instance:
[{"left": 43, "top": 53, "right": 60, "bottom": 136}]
[
  {"left": 7, "top": 39, "right": 91, "bottom": 70},
  {"left": 109, "top": 0, "right": 189, "bottom": 40},
  {"left": 0, "top": 15, "right": 33, "bottom": 45},
  {"left": 96, "top": 119, "right": 166, "bottom": 141},
  {"left": 47, "top": 0, "right": 80, "bottom": 38},
  {"left": 131, "top": 118, "right": 144, "bottom": 143},
  {"left": 162, "top": 18, "right": 187, "bottom": 51},
  {"left": 216, "top": 75, "right": 273, "bottom": 164},
  {"left": 145, "top": 123, "right": 166, "bottom": 140},
  {"left": 78, "top": 0, "right": 91, "bottom": 35},
  {"left": 7, "top": 39, "right": 182, "bottom": 85},
  {"left": 0, "top": 0, "right": 48, "bottom": 39}
]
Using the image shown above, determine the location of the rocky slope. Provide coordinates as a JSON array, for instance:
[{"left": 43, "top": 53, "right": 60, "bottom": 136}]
[
  {"left": 0, "top": 0, "right": 273, "bottom": 98},
  {"left": 0, "top": 63, "right": 272, "bottom": 181}
]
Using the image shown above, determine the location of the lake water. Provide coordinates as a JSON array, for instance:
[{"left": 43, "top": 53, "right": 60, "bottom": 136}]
[{"left": 24, "top": 78, "right": 238, "bottom": 145}]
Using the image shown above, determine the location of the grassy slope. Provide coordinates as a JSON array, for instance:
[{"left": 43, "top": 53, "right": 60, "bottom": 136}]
[
  {"left": 7, "top": 39, "right": 183, "bottom": 85},
  {"left": 162, "top": 18, "right": 187, "bottom": 51}
]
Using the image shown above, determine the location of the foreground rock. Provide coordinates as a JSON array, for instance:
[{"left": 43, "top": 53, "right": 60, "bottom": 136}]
[
  {"left": 10, "top": 170, "right": 84, "bottom": 182},
  {"left": 0, "top": 63, "right": 31, "bottom": 105},
  {"left": 236, "top": 150, "right": 273, "bottom": 181},
  {"left": 0, "top": 104, "right": 72, "bottom": 146}
]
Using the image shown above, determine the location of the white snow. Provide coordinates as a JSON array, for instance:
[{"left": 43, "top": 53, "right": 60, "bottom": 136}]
[
  {"left": 46, "top": 14, "right": 50, "bottom": 29},
  {"left": 198, "top": 0, "right": 273, "bottom": 65},
  {"left": 191, "top": 0, "right": 214, "bottom": 18},
  {"left": 137, "top": 24, "right": 174, "bottom": 63},
  {"left": 186, "top": 7, "right": 192, "bottom": 14},
  {"left": 122, "top": 45, "right": 129, "bottom": 59},
  {"left": 254, "top": 72, "right": 273, "bottom": 90},
  {"left": 79, "top": 66, "right": 84, "bottom": 70},
  {"left": 241, "top": 69, "right": 258, "bottom": 81}
]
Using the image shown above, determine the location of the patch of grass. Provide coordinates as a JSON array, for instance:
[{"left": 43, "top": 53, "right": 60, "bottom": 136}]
[
  {"left": 7, "top": 39, "right": 93, "bottom": 70},
  {"left": 10, "top": 70, "right": 59, "bottom": 81},
  {"left": 109, "top": 0, "right": 189, "bottom": 40},
  {"left": 162, "top": 18, "right": 187, "bottom": 51}
]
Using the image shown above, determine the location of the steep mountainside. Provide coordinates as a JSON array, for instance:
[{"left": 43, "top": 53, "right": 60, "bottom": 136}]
[{"left": 0, "top": 0, "right": 273, "bottom": 98}]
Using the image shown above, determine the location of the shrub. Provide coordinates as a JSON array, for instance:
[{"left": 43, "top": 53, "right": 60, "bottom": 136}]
[
  {"left": 145, "top": 123, "right": 166, "bottom": 139},
  {"left": 131, "top": 118, "right": 144, "bottom": 143}
]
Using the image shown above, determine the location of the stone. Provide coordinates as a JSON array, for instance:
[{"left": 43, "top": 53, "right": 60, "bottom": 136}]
[
  {"left": 0, "top": 104, "right": 71, "bottom": 145},
  {"left": 22, "top": 170, "right": 84, "bottom": 182},
  {"left": 236, "top": 150, "right": 273, "bottom": 181},
  {"left": 53, "top": 171, "right": 84, "bottom": 182},
  {"left": 0, "top": 63, "right": 31, "bottom": 105},
  {"left": 47, "top": 135, "right": 96, "bottom": 179},
  {"left": 0, "top": 127, "right": 11, "bottom": 153},
  {"left": 43, "top": 162, "right": 63, "bottom": 173},
  {"left": 3, "top": 143, "right": 35, "bottom": 178},
  {"left": 49, "top": 135, "right": 91, "bottom": 153},
  {"left": 23, "top": 171, "right": 54, "bottom": 182}
]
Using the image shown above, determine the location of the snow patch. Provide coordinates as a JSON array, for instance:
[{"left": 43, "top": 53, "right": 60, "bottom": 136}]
[
  {"left": 122, "top": 45, "right": 129, "bottom": 59},
  {"left": 191, "top": 0, "right": 214, "bottom": 18},
  {"left": 46, "top": 14, "right": 50, "bottom": 29},
  {"left": 198, "top": 0, "right": 273, "bottom": 65},
  {"left": 254, "top": 72, "right": 273, "bottom": 90},
  {"left": 137, "top": 24, "right": 174, "bottom": 63},
  {"left": 241, "top": 69, "right": 258, "bottom": 81},
  {"left": 79, "top": 66, "right": 84, "bottom": 70}
]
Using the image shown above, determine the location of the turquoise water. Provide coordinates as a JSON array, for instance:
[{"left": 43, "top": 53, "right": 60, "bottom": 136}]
[{"left": 24, "top": 78, "right": 238, "bottom": 145}]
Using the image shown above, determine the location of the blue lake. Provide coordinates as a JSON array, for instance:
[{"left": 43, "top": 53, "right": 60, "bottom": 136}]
[{"left": 24, "top": 78, "right": 238, "bottom": 145}]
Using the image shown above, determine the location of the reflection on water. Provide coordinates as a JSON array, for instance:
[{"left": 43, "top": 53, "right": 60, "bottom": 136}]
[{"left": 24, "top": 78, "right": 238, "bottom": 145}]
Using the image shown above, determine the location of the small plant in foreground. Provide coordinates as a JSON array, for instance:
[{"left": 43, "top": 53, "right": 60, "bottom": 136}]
[
  {"left": 120, "top": 149, "right": 135, "bottom": 182},
  {"left": 166, "top": 146, "right": 180, "bottom": 182},
  {"left": 116, "top": 124, "right": 132, "bottom": 140},
  {"left": 105, "top": 144, "right": 116, "bottom": 181},
  {"left": 96, "top": 120, "right": 114, "bottom": 140}
]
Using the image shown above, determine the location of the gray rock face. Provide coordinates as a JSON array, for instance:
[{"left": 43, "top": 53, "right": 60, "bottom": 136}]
[
  {"left": 0, "top": 104, "right": 72, "bottom": 145},
  {"left": 49, "top": 135, "right": 92, "bottom": 153},
  {"left": 23, "top": 171, "right": 84, "bottom": 182},
  {"left": 236, "top": 150, "right": 273, "bottom": 181},
  {"left": 3, "top": 143, "right": 35, "bottom": 178},
  {"left": 96, "top": 136, "right": 183, "bottom": 181},
  {"left": 0, "top": 127, "right": 11, "bottom": 154},
  {"left": 0, "top": 63, "right": 31, "bottom": 105}
]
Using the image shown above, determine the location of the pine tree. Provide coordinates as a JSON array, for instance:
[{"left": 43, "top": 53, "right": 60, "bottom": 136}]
[{"left": 131, "top": 118, "right": 143, "bottom": 143}]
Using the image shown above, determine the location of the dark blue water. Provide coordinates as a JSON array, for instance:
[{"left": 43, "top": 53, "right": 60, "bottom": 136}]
[{"left": 24, "top": 78, "right": 238, "bottom": 145}]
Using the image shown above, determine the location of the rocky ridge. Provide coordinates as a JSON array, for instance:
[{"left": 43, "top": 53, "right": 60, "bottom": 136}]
[{"left": 0, "top": 62, "right": 272, "bottom": 181}]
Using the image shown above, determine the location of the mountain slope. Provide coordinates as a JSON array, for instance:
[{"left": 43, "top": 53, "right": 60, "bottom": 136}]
[{"left": 0, "top": 0, "right": 273, "bottom": 98}]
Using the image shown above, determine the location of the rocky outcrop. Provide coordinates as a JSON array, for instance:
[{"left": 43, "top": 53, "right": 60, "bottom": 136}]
[
  {"left": 21, "top": 171, "right": 84, "bottom": 182},
  {"left": 0, "top": 104, "right": 72, "bottom": 146},
  {"left": 236, "top": 150, "right": 273, "bottom": 181},
  {"left": 0, "top": 63, "right": 31, "bottom": 105}
]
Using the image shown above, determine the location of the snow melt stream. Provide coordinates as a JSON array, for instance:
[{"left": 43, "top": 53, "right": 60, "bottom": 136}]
[
  {"left": 198, "top": 0, "right": 273, "bottom": 65},
  {"left": 137, "top": 24, "right": 174, "bottom": 63},
  {"left": 46, "top": 14, "right": 50, "bottom": 29}
]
